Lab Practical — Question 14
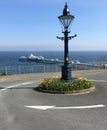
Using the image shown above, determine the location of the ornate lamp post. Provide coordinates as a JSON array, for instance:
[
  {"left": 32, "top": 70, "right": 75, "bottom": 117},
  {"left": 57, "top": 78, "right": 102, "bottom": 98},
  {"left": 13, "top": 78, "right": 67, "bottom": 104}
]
[{"left": 57, "top": 3, "right": 76, "bottom": 82}]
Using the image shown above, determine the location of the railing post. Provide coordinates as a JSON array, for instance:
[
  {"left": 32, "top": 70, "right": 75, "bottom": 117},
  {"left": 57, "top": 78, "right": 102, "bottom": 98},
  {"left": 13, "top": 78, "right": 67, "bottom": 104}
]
[
  {"left": 43, "top": 64, "right": 46, "bottom": 73},
  {"left": 5, "top": 66, "right": 7, "bottom": 75},
  {"left": 18, "top": 66, "right": 21, "bottom": 74}
]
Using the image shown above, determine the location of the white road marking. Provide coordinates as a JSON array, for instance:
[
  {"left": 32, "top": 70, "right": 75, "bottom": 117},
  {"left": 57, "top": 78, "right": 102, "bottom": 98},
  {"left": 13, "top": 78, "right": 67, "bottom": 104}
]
[
  {"left": 91, "top": 79, "right": 107, "bottom": 83},
  {"left": 25, "top": 106, "right": 55, "bottom": 110},
  {"left": 25, "top": 104, "right": 106, "bottom": 110},
  {"left": 0, "top": 82, "right": 34, "bottom": 92},
  {"left": 22, "top": 82, "right": 34, "bottom": 85},
  {"left": 53, "top": 104, "right": 105, "bottom": 109}
]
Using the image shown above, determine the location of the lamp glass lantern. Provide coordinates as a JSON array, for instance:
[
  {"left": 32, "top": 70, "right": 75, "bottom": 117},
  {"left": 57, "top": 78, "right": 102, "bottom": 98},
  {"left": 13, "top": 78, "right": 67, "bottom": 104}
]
[{"left": 58, "top": 3, "right": 74, "bottom": 31}]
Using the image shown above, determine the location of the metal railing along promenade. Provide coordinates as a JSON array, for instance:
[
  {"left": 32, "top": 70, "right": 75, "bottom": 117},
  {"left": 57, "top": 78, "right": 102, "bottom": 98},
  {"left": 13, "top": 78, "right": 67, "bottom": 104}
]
[
  {"left": 0, "top": 63, "right": 104, "bottom": 75},
  {"left": 0, "top": 64, "right": 61, "bottom": 75}
]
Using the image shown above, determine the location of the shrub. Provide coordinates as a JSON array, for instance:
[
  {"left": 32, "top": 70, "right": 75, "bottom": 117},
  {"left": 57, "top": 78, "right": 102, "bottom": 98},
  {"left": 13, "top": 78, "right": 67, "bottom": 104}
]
[
  {"left": 0, "top": 72, "right": 7, "bottom": 76},
  {"left": 0, "top": 73, "right": 11, "bottom": 76},
  {"left": 39, "top": 77, "right": 93, "bottom": 92}
]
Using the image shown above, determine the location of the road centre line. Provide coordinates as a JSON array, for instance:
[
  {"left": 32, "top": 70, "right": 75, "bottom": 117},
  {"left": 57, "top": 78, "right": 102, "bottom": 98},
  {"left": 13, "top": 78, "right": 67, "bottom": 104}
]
[
  {"left": 0, "top": 82, "right": 34, "bottom": 92},
  {"left": 90, "top": 79, "right": 107, "bottom": 83},
  {"left": 0, "top": 81, "right": 106, "bottom": 110},
  {"left": 1, "top": 79, "right": 107, "bottom": 92}
]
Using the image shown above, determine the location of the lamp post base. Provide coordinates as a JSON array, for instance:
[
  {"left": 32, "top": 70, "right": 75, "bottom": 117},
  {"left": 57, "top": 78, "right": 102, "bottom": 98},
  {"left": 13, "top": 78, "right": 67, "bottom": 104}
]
[{"left": 61, "top": 65, "right": 72, "bottom": 82}]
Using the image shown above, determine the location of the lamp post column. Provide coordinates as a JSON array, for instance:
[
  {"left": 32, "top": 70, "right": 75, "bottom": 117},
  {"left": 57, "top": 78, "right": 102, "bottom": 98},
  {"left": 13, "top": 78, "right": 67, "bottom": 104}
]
[
  {"left": 57, "top": 2, "right": 76, "bottom": 82},
  {"left": 64, "top": 30, "right": 69, "bottom": 67},
  {"left": 61, "top": 30, "right": 72, "bottom": 82}
]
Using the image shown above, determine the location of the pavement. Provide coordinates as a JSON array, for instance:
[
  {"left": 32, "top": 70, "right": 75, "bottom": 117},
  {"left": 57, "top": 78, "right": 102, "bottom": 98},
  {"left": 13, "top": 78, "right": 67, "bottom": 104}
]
[{"left": 0, "top": 70, "right": 107, "bottom": 130}]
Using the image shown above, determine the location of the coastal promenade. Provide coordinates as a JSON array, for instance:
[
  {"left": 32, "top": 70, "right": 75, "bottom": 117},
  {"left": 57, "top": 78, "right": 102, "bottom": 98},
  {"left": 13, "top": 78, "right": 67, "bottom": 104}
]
[
  {"left": 0, "top": 69, "right": 105, "bottom": 83},
  {"left": 0, "top": 70, "right": 107, "bottom": 130}
]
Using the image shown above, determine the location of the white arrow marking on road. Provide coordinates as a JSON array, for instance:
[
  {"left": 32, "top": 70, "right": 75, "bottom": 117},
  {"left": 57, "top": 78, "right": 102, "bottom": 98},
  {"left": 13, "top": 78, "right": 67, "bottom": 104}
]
[
  {"left": 25, "top": 104, "right": 105, "bottom": 110},
  {"left": 25, "top": 106, "right": 55, "bottom": 110}
]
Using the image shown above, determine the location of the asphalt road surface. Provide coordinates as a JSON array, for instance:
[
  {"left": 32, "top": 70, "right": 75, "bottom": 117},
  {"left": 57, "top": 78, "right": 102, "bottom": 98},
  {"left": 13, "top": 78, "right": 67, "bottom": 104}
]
[{"left": 0, "top": 71, "right": 107, "bottom": 130}]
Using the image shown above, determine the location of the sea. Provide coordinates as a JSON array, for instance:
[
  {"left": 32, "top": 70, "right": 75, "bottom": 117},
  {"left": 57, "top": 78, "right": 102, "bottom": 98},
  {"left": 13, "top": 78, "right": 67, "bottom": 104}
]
[
  {"left": 0, "top": 51, "right": 107, "bottom": 66},
  {"left": 0, "top": 51, "right": 107, "bottom": 74}
]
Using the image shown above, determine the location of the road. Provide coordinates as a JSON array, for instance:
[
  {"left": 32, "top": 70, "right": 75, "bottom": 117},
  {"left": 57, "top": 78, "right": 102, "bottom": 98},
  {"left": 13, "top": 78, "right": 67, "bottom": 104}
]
[{"left": 0, "top": 71, "right": 107, "bottom": 130}]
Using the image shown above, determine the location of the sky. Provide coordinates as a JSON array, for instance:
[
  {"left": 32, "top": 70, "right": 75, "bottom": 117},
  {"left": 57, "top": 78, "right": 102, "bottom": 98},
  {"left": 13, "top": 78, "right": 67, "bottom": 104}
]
[{"left": 0, "top": 0, "right": 107, "bottom": 51}]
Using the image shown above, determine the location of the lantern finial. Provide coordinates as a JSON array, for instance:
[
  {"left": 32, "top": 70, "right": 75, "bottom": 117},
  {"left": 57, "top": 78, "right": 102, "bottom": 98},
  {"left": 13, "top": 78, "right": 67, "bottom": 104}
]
[{"left": 63, "top": 2, "right": 70, "bottom": 15}]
